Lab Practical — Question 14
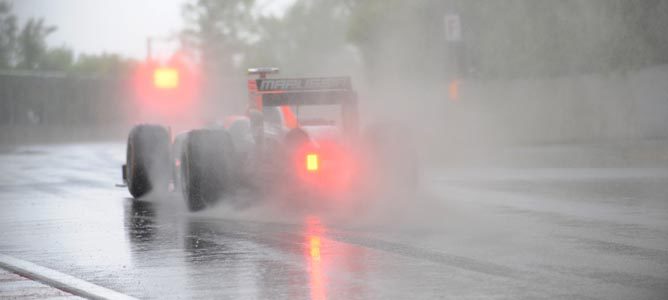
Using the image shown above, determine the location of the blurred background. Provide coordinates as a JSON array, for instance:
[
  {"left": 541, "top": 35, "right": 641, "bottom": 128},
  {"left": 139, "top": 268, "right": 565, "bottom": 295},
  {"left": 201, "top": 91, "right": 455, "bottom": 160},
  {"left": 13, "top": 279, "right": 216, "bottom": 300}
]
[{"left": 2, "top": 0, "right": 667, "bottom": 167}]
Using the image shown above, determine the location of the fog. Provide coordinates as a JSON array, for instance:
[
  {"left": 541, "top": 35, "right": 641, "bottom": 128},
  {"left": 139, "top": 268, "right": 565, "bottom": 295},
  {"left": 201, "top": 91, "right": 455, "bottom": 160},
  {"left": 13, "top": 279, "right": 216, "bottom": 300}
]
[
  {"left": 2, "top": 4, "right": 668, "bottom": 299},
  {"left": 2, "top": 0, "right": 668, "bottom": 200},
  {"left": 173, "top": 0, "right": 668, "bottom": 169}
]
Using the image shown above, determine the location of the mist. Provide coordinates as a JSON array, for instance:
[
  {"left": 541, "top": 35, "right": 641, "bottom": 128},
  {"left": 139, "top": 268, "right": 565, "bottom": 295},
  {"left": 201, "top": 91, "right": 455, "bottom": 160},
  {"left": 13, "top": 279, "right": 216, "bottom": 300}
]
[
  {"left": 178, "top": 0, "right": 668, "bottom": 171},
  {"left": 2, "top": 0, "right": 668, "bottom": 202},
  {"left": 2, "top": 3, "right": 668, "bottom": 299}
]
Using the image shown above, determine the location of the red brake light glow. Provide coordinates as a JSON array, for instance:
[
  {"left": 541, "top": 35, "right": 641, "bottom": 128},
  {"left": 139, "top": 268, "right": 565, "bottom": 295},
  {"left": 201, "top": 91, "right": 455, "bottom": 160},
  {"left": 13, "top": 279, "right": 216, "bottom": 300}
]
[
  {"left": 131, "top": 55, "right": 201, "bottom": 123},
  {"left": 295, "top": 142, "right": 356, "bottom": 195}
]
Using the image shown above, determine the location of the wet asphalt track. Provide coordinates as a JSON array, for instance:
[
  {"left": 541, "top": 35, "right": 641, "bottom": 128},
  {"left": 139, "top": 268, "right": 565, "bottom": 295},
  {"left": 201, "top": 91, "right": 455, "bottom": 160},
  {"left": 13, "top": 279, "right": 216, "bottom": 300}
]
[{"left": 0, "top": 143, "right": 667, "bottom": 299}]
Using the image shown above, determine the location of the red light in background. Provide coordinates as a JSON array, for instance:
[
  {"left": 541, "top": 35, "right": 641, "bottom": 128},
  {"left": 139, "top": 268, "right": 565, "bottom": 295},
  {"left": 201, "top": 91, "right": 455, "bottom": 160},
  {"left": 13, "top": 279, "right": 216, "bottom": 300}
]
[
  {"left": 153, "top": 67, "right": 179, "bottom": 89},
  {"left": 448, "top": 79, "right": 459, "bottom": 101},
  {"left": 131, "top": 54, "right": 201, "bottom": 121}
]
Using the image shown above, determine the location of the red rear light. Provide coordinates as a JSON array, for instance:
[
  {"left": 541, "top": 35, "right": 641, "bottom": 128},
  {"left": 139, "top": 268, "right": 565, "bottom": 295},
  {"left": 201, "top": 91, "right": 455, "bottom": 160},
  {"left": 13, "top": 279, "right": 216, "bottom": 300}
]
[{"left": 294, "top": 142, "right": 356, "bottom": 194}]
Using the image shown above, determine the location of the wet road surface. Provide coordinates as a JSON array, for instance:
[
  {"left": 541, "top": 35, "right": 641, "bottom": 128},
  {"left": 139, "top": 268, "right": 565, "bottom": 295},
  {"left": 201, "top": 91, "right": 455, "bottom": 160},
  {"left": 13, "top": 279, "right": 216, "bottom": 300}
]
[
  {"left": 0, "top": 267, "right": 82, "bottom": 299},
  {"left": 0, "top": 143, "right": 667, "bottom": 299}
]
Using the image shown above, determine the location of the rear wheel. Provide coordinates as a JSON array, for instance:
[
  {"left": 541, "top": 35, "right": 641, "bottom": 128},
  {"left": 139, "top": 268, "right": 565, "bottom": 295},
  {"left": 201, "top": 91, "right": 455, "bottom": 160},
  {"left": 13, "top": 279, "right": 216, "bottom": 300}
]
[
  {"left": 126, "top": 124, "right": 171, "bottom": 198},
  {"left": 181, "top": 129, "right": 237, "bottom": 211}
]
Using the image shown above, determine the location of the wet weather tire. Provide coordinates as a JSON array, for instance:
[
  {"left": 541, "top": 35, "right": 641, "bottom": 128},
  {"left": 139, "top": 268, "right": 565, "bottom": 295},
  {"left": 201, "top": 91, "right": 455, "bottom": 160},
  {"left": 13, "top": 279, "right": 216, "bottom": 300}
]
[
  {"left": 126, "top": 124, "right": 171, "bottom": 198},
  {"left": 180, "top": 129, "right": 237, "bottom": 212}
]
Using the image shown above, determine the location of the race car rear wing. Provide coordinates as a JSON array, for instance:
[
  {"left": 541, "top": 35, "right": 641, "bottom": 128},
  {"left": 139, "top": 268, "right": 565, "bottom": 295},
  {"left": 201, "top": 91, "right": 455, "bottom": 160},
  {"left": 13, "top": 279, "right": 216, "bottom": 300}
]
[
  {"left": 247, "top": 76, "right": 359, "bottom": 137},
  {"left": 261, "top": 90, "right": 355, "bottom": 107},
  {"left": 248, "top": 77, "right": 356, "bottom": 108},
  {"left": 257, "top": 77, "right": 351, "bottom": 92}
]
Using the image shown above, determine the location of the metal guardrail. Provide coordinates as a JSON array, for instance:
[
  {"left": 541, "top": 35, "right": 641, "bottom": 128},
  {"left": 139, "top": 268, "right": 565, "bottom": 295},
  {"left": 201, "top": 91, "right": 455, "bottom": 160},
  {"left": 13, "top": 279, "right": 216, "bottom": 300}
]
[{"left": 0, "top": 70, "right": 131, "bottom": 127}]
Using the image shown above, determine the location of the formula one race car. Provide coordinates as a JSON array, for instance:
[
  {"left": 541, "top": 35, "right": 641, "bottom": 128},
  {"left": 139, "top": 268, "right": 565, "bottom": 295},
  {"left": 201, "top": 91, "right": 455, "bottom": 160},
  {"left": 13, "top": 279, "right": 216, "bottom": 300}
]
[{"left": 122, "top": 68, "right": 417, "bottom": 211}]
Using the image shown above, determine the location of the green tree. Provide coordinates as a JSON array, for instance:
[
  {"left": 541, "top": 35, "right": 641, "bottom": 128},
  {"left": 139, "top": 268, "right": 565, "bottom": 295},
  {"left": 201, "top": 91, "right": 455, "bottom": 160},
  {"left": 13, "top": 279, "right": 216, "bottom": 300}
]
[
  {"left": 346, "top": 0, "right": 668, "bottom": 80},
  {"left": 16, "top": 18, "right": 57, "bottom": 69},
  {"left": 181, "top": 0, "right": 354, "bottom": 73},
  {"left": 244, "top": 0, "right": 354, "bottom": 74},
  {"left": 71, "top": 53, "right": 135, "bottom": 75},
  {"left": 182, "top": 0, "right": 258, "bottom": 73},
  {"left": 39, "top": 46, "right": 74, "bottom": 71},
  {"left": 0, "top": 1, "right": 17, "bottom": 68}
]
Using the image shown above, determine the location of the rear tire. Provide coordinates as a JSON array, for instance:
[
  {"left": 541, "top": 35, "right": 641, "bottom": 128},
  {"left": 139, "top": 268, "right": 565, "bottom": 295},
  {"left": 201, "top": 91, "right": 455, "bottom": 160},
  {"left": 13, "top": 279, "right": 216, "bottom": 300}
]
[
  {"left": 181, "top": 129, "right": 237, "bottom": 212},
  {"left": 126, "top": 124, "right": 171, "bottom": 198}
]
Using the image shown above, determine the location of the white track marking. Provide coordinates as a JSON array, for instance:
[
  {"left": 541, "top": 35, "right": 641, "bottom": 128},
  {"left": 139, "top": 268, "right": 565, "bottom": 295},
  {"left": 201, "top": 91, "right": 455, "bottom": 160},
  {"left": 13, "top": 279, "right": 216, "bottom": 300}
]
[{"left": 0, "top": 254, "right": 137, "bottom": 300}]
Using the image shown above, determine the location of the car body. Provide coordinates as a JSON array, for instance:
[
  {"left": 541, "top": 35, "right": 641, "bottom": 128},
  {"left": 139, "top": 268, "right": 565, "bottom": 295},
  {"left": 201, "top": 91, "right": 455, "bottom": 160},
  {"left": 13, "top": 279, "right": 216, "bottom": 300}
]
[{"left": 122, "top": 68, "right": 416, "bottom": 211}]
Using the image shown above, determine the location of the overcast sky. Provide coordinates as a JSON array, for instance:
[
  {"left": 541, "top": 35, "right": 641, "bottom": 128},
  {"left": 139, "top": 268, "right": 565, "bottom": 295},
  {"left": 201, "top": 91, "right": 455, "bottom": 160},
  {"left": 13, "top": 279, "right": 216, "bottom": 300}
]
[{"left": 11, "top": 0, "right": 294, "bottom": 60}]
